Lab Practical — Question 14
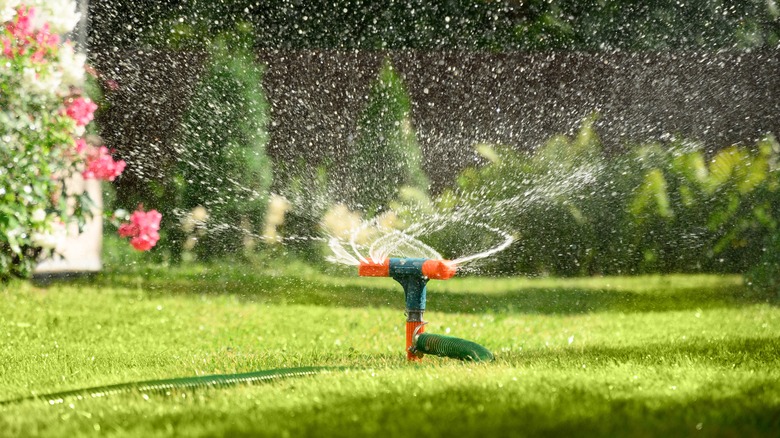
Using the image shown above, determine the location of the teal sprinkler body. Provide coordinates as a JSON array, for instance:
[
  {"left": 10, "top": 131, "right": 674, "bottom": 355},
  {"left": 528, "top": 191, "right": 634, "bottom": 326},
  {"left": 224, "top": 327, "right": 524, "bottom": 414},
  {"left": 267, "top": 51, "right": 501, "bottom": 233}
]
[{"left": 359, "top": 258, "right": 493, "bottom": 362}]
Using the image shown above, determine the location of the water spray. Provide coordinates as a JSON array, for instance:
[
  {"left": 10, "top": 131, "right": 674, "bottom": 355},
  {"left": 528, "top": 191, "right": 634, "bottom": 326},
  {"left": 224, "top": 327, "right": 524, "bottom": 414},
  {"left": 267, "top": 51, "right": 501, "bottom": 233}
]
[{"left": 359, "top": 258, "right": 493, "bottom": 362}]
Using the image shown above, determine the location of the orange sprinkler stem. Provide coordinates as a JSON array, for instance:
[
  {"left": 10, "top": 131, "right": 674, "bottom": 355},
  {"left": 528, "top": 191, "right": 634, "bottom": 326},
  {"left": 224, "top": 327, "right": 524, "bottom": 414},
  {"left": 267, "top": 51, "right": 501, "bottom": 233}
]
[{"left": 406, "top": 321, "right": 425, "bottom": 361}]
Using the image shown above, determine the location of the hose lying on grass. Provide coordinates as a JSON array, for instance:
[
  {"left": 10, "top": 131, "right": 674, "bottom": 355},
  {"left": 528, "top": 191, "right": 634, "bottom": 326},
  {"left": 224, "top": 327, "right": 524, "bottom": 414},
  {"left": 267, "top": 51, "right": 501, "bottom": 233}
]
[
  {"left": 0, "top": 333, "right": 494, "bottom": 406},
  {"left": 3, "top": 254, "right": 495, "bottom": 407},
  {"left": 0, "top": 367, "right": 332, "bottom": 406}
]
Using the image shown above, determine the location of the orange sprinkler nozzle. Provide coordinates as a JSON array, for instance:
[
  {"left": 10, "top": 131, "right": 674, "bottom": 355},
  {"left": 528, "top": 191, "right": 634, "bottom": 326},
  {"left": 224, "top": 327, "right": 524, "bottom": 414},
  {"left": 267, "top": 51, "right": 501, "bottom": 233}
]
[
  {"left": 422, "top": 259, "right": 457, "bottom": 280},
  {"left": 358, "top": 259, "right": 390, "bottom": 277}
]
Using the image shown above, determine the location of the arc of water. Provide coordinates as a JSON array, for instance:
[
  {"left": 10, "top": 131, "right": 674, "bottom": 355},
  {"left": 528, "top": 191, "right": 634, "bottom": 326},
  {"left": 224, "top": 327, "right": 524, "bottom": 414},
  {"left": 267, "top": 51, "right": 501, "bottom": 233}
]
[
  {"left": 368, "top": 229, "right": 418, "bottom": 261},
  {"left": 348, "top": 219, "right": 374, "bottom": 264},
  {"left": 396, "top": 232, "right": 441, "bottom": 260},
  {"left": 369, "top": 227, "right": 442, "bottom": 262},
  {"left": 327, "top": 237, "right": 361, "bottom": 265},
  {"left": 171, "top": 207, "right": 329, "bottom": 245},
  {"left": 366, "top": 221, "right": 404, "bottom": 262},
  {"left": 368, "top": 230, "right": 402, "bottom": 262},
  {"left": 451, "top": 220, "right": 514, "bottom": 265}
]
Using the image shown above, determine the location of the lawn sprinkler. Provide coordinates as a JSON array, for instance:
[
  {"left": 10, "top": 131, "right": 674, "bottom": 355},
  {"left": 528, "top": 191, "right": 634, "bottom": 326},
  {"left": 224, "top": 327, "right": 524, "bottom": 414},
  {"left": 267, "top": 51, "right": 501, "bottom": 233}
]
[{"left": 359, "top": 258, "right": 494, "bottom": 362}]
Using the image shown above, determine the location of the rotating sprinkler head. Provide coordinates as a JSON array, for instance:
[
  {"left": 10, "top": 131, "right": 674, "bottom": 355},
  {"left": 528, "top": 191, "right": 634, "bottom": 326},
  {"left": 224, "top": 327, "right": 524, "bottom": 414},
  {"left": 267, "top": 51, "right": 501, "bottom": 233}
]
[
  {"left": 358, "top": 258, "right": 457, "bottom": 280},
  {"left": 359, "top": 258, "right": 457, "bottom": 360}
]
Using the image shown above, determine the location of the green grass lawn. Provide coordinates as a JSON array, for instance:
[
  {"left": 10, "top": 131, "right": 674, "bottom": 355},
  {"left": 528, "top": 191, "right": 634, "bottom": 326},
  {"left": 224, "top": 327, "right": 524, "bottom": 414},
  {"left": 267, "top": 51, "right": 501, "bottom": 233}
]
[{"left": 1, "top": 264, "right": 779, "bottom": 437}]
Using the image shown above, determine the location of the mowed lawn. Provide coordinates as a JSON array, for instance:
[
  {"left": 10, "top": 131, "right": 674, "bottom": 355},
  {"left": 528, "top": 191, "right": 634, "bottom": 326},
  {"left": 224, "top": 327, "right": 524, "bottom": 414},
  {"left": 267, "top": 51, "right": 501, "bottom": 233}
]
[{"left": 1, "top": 265, "right": 779, "bottom": 437}]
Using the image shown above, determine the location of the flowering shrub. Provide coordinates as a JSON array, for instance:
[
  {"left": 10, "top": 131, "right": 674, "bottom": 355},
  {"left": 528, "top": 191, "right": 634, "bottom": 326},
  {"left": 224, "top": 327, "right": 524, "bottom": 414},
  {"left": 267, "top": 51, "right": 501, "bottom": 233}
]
[
  {"left": 0, "top": 1, "right": 159, "bottom": 281},
  {"left": 118, "top": 208, "right": 162, "bottom": 251},
  {"left": 82, "top": 145, "right": 127, "bottom": 181},
  {"left": 64, "top": 96, "right": 98, "bottom": 127}
]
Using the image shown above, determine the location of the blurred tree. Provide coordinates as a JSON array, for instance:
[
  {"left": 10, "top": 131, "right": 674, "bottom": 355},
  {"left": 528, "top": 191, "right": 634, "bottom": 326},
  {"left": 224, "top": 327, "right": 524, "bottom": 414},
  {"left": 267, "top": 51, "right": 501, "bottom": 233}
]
[
  {"left": 170, "top": 32, "right": 272, "bottom": 261},
  {"left": 346, "top": 59, "right": 429, "bottom": 216},
  {"left": 444, "top": 116, "right": 605, "bottom": 276},
  {"left": 746, "top": 136, "right": 780, "bottom": 294},
  {"left": 625, "top": 137, "right": 780, "bottom": 274}
]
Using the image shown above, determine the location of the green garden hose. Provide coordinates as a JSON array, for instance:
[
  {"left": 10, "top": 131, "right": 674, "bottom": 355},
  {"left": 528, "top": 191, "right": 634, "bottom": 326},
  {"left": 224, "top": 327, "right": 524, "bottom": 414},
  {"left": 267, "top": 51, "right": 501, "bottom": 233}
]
[
  {"left": 1, "top": 335, "right": 493, "bottom": 406},
  {"left": 1, "top": 366, "right": 333, "bottom": 406},
  {"left": 413, "top": 333, "right": 494, "bottom": 362}
]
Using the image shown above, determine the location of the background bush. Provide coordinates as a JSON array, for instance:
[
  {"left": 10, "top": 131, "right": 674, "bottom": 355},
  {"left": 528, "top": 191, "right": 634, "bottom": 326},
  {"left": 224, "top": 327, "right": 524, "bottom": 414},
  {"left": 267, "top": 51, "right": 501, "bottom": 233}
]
[
  {"left": 433, "top": 119, "right": 780, "bottom": 277},
  {"left": 274, "top": 162, "right": 334, "bottom": 261},
  {"left": 81, "top": 2, "right": 779, "bottom": 285},
  {"left": 270, "top": 59, "right": 432, "bottom": 262}
]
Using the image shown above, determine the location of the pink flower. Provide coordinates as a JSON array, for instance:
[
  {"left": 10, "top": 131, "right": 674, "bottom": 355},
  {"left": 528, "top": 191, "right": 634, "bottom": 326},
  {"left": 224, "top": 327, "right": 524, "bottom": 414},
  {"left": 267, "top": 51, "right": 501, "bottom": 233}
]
[
  {"left": 74, "top": 138, "right": 87, "bottom": 153},
  {"left": 64, "top": 97, "right": 98, "bottom": 127},
  {"left": 117, "top": 222, "right": 137, "bottom": 238},
  {"left": 1, "top": 37, "right": 12, "bottom": 57},
  {"left": 30, "top": 47, "right": 45, "bottom": 63},
  {"left": 118, "top": 207, "right": 162, "bottom": 251},
  {"left": 7, "top": 6, "right": 35, "bottom": 40},
  {"left": 35, "top": 24, "right": 59, "bottom": 48},
  {"left": 129, "top": 234, "right": 158, "bottom": 251},
  {"left": 82, "top": 145, "right": 126, "bottom": 181}
]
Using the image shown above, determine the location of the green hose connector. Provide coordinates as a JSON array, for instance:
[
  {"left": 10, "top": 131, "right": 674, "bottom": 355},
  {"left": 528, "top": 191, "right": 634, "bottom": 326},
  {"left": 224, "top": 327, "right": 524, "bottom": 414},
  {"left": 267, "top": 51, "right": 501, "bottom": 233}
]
[{"left": 414, "top": 333, "right": 494, "bottom": 362}]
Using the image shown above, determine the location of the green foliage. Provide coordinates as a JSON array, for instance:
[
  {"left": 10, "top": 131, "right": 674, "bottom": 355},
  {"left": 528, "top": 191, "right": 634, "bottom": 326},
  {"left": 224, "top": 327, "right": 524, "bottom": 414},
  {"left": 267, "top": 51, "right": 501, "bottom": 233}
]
[
  {"left": 513, "top": 0, "right": 780, "bottom": 50},
  {"left": 98, "top": 0, "right": 780, "bottom": 52},
  {"left": 0, "top": 108, "right": 81, "bottom": 280},
  {"left": 347, "top": 59, "right": 429, "bottom": 216},
  {"left": 745, "top": 137, "right": 780, "bottom": 293},
  {"left": 442, "top": 118, "right": 780, "bottom": 277},
  {"left": 441, "top": 115, "right": 605, "bottom": 276},
  {"left": 625, "top": 137, "right": 780, "bottom": 274},
  {"left": 169, "top": 35, "right": 272, "bottom": 261},
  {"left": 747, "top": 230, "right": 780, "bottom": 293}
]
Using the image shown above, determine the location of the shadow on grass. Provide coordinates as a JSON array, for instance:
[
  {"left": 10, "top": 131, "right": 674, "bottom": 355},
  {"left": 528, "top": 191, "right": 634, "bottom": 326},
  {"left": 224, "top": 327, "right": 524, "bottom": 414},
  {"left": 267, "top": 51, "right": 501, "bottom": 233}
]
[
  {"left": 268, "top": 381, "right": 780, "bottom": 438},
  {"left": 90, "top": 367, "right": 779, "bottom": 438},
  {"left": 70, "top": 268, "right": 777, "bottom": 315},
  {"left": 497, "top": 336, "right": 780, "bottom": 368},
  {"left": 247, "top": 382, "right": 780, "bottom": 438}
]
